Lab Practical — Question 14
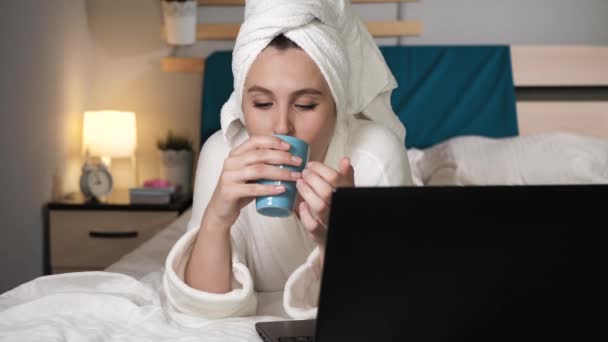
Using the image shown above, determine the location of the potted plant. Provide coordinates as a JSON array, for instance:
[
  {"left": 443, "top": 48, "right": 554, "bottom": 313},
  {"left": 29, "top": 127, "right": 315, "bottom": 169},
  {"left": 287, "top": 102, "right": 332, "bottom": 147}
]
[
  {"left": 157, "top": 131, "right": 194, "bottom": 195},
  {"left": 161, "top": 0, "right": 197, "bottom": 46}
]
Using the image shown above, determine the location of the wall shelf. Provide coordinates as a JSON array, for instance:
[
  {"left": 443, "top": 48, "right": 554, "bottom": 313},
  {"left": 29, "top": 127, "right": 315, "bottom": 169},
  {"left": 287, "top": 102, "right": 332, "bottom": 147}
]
[
  {"left": 162, "top": 57, "right": 206, "bottom": 73},
  {"left": 163, "top": 20, "right": 422, "bottom": 41},
  {"left": 197, "top": 0, "right": 418, "bottom": 5},
  {"left": 162, "top": 20, "right": 422, "bottom": 73},
  {"left": 163, "top": 0, "right": 422, "bottom": 73}
]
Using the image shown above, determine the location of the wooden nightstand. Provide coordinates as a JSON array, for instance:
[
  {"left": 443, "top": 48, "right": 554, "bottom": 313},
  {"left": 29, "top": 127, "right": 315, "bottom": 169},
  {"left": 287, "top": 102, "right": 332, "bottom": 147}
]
[{"left": 44, "top": 190, "right": 192, "bottom": 275}]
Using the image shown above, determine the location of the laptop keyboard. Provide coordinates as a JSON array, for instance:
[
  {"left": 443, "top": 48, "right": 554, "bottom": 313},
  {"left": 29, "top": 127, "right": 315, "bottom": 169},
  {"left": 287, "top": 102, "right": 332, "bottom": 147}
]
[{"left": 278, "top": 337, "right": 314, "bottom": 342}]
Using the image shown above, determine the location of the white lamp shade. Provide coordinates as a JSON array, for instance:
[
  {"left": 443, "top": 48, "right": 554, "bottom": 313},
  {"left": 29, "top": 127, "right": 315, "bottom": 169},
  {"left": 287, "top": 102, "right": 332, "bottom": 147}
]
[{"left": 82, "top": 111, "right": 137, "bottom": 157}]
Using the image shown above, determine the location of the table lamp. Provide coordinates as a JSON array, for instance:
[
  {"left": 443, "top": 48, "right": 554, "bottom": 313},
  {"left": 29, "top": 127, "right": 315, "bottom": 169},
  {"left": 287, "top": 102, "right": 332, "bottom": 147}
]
[{"left": 80, "top": 111, "right": 137, "bottom": 200}]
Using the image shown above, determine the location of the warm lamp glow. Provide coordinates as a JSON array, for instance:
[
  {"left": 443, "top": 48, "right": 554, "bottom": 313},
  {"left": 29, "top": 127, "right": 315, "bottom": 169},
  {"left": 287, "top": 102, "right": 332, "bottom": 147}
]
[{"left": 82, "top": 111, "right": 137, "bottom": 158}]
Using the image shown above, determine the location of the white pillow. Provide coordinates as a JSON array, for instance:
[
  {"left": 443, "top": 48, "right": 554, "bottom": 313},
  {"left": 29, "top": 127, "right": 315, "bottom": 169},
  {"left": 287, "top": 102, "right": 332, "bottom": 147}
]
[
  {"left": 406, "top": 148, "right": 426, "bottom": 186},
  {"left": 407, "top": 133, "right": 608, "bottom": 186}
]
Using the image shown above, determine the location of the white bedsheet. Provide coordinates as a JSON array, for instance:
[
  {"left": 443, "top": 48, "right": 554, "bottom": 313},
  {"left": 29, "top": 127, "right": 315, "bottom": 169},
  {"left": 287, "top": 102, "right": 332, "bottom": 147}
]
[{"left": 0, "top": 209, "right": 288, "bottom": 341}]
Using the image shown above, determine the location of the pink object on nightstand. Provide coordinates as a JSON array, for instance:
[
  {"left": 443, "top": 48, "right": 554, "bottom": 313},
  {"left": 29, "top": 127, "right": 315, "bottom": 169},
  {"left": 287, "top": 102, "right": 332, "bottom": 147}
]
[{"left": 143, "top": 179, "right": 172, "bottom": 188}]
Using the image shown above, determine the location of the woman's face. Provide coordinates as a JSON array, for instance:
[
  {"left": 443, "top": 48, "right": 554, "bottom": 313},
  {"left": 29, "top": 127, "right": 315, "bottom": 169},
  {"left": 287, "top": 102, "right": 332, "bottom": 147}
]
[{"left": 242, "top": 46, "right": 337, "bottom": 163}]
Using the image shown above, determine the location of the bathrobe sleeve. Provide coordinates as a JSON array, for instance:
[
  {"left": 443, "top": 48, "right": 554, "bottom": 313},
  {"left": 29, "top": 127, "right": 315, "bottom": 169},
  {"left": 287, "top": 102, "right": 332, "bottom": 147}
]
[
  {"left": 283, "top": 122, "right": 414, "bottom": 319},
  {"left": 163, "top": 217, "right": 257, "bottom": 319},
  {"left": 162, "top": 132, "right": 257, "bottom": 319}
]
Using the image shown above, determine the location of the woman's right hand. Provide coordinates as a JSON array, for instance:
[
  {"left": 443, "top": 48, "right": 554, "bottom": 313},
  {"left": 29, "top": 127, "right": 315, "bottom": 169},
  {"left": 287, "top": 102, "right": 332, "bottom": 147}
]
[{"left": 204, "top": 135, "right": 304, "bottom": 230}]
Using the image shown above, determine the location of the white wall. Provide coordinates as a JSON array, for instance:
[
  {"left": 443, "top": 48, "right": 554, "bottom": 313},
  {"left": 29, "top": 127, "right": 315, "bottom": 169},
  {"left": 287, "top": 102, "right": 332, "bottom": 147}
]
[
  {"left": 83, "top": 0, "right": 203, "bottom": 188},
  {"left": 403, "top": 0, "right": 608, "bottom": 45},
  {"left": 0, "top": 0, "right": 93, "bottom": 292}
]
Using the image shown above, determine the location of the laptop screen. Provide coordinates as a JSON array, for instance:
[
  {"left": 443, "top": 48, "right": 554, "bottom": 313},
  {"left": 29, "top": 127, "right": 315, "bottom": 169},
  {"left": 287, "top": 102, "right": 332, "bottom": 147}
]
[{"left": 316, "top": 185, "right": 606, "bottom": 341}]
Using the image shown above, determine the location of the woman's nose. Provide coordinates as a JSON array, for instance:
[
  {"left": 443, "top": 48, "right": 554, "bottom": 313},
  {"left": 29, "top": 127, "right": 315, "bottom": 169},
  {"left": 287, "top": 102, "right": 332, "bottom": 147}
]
[{"left": 273, "top": 108, "right": 294, "bottom": 136}]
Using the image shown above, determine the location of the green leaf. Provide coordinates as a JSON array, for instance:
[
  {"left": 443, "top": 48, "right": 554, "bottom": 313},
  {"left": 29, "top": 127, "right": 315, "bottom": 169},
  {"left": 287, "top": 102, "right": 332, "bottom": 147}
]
[{"left": 157, "top": 130, "right": 193, "bottom": 151}]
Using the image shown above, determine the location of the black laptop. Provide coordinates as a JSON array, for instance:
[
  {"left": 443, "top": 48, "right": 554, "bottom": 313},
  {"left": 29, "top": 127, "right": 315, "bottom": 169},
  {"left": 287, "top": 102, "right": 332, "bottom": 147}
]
[{"left": 256, "top": 185, "right": 607, "bottom": 341}]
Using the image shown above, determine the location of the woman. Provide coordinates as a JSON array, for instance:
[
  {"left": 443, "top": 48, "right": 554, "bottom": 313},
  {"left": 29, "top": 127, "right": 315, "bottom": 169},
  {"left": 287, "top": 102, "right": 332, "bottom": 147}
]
[{"left": 163, "top": 0, "right": 413, "bottom": 320}]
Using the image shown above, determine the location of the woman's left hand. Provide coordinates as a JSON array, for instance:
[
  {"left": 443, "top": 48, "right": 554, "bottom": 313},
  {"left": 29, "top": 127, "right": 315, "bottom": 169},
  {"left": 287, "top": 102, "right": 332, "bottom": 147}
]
[{"left": 296, "top": 157, "right": 354, "bottom": 263}]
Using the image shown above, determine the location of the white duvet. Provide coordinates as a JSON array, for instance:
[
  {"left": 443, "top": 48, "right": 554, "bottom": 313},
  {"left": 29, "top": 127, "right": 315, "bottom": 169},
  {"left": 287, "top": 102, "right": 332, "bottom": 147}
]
[
  {"left": 0, "top": 272, "right": 287, "bottom": 341},
  {"left": 0, "top": 210, "right": 286, "bottom": 342}
]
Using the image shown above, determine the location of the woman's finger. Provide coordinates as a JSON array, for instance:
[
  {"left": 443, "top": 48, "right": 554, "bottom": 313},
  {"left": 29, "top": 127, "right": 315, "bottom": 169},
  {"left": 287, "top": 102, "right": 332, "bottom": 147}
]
[
  {"left": 301, "top": 168, "right": 334, "bottom": 203},
  {"left": 225, "top": 164, "right": 301, "bottom": 183},
  {"left": 293, "top": 195, "right": 303, "bottom": 219},
  {"left": 296, "top": 179, "right": 329, "bottom": 223},
  {"left": 305, "top": 161, "right": 343, "bottom": 187},
  {"left": 230, "top": 135, "right": 291, "bottom": 157},
  {"left": 305, "top": 158, "right": 354, "bottom": 188},
  {"left": 220, "top": 183, "right": 286, "bottom": 201},
  {"left": 224, "top": 149, "right": 302, "bottom": 170},
  {"left": 299, "top": 202, "right": 327, "bottom": 246},
  {"left": 338, "top": 157, "right": 355, "bottom": 182}
]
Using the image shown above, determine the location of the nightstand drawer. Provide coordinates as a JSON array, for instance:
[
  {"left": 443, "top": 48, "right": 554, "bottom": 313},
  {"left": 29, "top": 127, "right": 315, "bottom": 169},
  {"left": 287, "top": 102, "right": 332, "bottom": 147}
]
[{"left": 49, "top": 210, "right": 178, "bottom": 269}]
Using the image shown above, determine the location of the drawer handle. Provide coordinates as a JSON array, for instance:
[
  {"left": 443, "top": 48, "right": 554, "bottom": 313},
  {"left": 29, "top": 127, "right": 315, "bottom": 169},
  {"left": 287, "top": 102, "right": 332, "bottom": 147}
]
[{"left": 89, "top": 231, "right": 139, "bottom": 239}]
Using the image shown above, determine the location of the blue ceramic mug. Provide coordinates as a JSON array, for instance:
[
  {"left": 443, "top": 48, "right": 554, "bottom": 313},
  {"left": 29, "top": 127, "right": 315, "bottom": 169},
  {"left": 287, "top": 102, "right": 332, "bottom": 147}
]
[{"left": 256, "top": 135, "right": 309, "bottom": 217}]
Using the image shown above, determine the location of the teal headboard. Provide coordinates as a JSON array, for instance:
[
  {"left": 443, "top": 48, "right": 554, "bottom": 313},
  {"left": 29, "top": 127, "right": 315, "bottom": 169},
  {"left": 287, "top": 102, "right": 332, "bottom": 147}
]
[{"left": 200, "top": 46, "right": 518, "bottom": 149}]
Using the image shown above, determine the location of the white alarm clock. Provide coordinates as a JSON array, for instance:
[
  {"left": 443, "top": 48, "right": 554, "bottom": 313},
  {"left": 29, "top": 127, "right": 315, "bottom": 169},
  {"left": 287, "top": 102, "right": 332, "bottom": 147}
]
[{"left": 79, "top": 161, "right": 113, "bottom": 201}]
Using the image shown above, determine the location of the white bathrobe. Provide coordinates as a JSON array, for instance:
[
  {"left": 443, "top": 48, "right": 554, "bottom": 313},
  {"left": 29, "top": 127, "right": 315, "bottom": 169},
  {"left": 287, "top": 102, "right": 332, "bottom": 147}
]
[
  {"left": 163, "top": 118, "right": 413, "bottom": 320},
  {"left": 163, "top": 0, "right": 413, "bottom": 320}
]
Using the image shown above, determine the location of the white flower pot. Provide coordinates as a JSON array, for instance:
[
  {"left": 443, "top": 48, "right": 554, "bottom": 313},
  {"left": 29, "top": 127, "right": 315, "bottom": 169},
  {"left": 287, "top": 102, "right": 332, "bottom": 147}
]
[
  {"left": 162, "top": 0, "right": 197, "bottom": 46},
  {"left": 160, "top": 150, "right": 193, "bottom": 195}
]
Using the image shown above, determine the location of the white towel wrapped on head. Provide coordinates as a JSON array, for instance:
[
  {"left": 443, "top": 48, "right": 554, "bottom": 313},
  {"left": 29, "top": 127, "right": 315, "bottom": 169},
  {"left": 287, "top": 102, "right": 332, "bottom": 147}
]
[{"left": 220, "top": 0, "right": 406, "bottom": 146}]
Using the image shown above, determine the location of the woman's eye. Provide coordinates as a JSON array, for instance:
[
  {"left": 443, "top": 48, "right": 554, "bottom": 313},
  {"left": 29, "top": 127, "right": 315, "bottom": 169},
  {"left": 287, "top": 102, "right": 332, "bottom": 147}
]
[
  {"left": 295, "top": 104, "right": 318, "bottom": 111},
  {"left": 254, "top": 103, "right": 272, "bottom": 109}
]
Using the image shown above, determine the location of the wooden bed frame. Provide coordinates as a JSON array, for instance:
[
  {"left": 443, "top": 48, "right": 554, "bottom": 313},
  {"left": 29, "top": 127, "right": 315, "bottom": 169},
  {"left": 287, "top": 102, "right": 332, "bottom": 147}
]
[
  {"left": 511, "top": 46, "right": 608, "bottom": 140},
  {"left": 162, "top": 0, "right": 608, "bottom": 141}
]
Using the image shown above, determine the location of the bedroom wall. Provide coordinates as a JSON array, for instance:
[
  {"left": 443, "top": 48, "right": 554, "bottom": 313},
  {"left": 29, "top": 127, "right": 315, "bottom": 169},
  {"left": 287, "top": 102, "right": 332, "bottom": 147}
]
[
  {"left": 0, "top": 0, "right": 92, "bottom": 293},
  {"left": 82, "top": 0, "right": 203, "bottom": 189},
  {"left": 402, "top": 0, "right": 608, "bottom": 45}
]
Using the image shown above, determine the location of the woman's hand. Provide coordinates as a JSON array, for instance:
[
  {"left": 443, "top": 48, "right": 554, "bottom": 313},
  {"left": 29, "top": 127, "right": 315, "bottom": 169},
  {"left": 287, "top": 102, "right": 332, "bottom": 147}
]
[
  {"left": 296, "top": 157, "right": 354, "bottom": 263},
  {"left": 205, "top": 135, "right": 303, "bottom": 231}
]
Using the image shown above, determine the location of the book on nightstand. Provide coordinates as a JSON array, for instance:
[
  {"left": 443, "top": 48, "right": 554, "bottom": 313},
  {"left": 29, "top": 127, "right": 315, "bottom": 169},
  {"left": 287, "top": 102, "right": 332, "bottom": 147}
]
[{"left": 128, "top": 187, "right": 175, "bottom": 205}]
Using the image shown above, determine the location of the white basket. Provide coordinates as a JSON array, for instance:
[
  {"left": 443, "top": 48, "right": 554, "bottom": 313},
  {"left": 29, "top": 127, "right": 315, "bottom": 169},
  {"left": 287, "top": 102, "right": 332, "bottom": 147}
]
[
  {"left": 162, "top": 1, "right": 197, "bottom": 46},
  {"left": 160, "top": 150, "right": 193, "bottom": 195}
]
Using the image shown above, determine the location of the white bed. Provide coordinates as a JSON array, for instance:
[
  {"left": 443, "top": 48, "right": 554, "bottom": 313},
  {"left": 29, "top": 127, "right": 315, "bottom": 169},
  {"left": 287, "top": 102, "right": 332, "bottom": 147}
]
[
  {"left": 1, "top": 45, "right": 608, "bottom": 341},
  {"left": 7, "top": 130, "right": 595, "bottom": 342}
]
